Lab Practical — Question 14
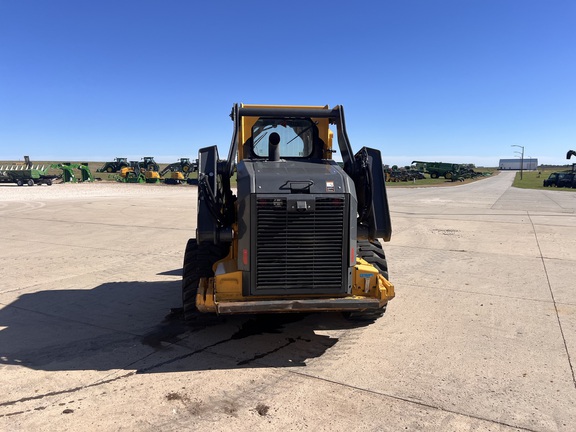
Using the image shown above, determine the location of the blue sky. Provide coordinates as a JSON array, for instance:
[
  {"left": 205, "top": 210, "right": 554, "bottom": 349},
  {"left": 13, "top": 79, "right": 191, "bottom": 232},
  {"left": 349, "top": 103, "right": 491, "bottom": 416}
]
[{"left": 1, "top": 0, "right": 574, "bottom": 167}]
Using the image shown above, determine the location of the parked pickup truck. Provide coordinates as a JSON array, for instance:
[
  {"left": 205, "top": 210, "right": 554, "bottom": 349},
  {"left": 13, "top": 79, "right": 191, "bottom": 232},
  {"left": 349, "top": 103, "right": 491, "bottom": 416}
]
[{"left": 543, "top": 172, "right": 575, "bottom": 188}]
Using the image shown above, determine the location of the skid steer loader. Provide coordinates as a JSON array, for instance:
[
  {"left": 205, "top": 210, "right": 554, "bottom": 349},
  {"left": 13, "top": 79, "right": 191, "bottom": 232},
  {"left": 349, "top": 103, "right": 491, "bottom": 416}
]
[{"left": 182, "top": 104, "right": 394, "bottom": 321}]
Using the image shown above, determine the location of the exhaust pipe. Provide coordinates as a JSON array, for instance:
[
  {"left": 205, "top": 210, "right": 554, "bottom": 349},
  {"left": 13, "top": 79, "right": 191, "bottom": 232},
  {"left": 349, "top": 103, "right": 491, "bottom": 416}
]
[{"left": 268, "top": 132, "right": 281, "bottom": 162}]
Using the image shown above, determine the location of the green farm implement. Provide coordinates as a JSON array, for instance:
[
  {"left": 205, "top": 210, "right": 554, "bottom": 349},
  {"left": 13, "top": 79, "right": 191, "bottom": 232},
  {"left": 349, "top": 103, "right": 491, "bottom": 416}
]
[
  {"left": 0, "top": 165, "right": 57, "bottom": 186},
  {"left": 50, "top": 163, "right": 94, "bottom": 182},
  {"left": 0, "top": 157, "right": 59, "bottom": 186},
  {"left": 412, "top": 161, "right": 462, "bottom": 180}
]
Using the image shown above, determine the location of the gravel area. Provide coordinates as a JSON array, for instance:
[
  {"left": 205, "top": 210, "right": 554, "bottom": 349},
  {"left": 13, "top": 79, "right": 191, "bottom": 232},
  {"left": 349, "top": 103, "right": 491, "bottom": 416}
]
[
  {"left": 2, "top": 171, "right": 576, "bottom": 431},
  {"left": 0, "top": 181, "right": 193, "bottom": 201}
]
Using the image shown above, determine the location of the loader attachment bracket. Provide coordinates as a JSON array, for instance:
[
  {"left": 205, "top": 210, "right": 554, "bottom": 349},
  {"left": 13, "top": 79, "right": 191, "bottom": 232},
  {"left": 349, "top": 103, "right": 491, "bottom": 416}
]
[{"left": 354, "top": 147, "right": 392, "bottom": 241}]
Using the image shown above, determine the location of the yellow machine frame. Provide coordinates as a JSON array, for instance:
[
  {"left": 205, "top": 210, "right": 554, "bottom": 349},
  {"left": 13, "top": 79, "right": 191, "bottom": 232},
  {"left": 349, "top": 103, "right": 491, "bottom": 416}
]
[{"left": 194, "top": 104, "right": 394, "bottom": 314}]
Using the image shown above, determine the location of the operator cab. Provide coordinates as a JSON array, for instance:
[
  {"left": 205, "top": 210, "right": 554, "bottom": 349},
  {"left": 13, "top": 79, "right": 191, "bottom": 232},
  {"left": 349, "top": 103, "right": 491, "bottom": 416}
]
[{"left": 245, "top": 118, "right": 325, "bottom": 161}]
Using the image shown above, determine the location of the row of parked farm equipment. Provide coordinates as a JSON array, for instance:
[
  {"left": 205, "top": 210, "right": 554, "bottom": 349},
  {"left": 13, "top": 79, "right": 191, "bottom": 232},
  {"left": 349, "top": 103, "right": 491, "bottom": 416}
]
[
  {"left": 5, "top": 155, "right": 495, "bottom": 187},
  {"left": 386, "top": 168, "right": 426, "bottom": 182},
  {"left": 410, "top": 161, "right": 490, "bottom": 181},
  {"left": 384, "top": 161, "right": 490, "bottom": 182},
  {"left": 97, "top": 156, "right": 198, "bottom": 185},
  {"left": 0, "top": 157, "right": 95, "bottom": 186}
]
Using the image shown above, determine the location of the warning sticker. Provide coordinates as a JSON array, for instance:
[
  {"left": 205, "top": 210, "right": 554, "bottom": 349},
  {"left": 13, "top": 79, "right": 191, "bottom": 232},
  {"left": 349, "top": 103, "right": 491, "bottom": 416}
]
[{"left": 326, "top": 181, "right": 335, "bottom": 192}]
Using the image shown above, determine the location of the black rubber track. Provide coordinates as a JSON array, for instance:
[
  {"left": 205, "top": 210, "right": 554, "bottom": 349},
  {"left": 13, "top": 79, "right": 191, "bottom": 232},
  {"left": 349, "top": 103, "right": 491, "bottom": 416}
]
[
  {"left": 357, "top": 239, "right": 389, "bottom": 280},
  {"left": 182, "top": 238, "right": 230, "bottom": 322},
  {"left": 349, "top": 239, "right": 390, "bottom": 320}
]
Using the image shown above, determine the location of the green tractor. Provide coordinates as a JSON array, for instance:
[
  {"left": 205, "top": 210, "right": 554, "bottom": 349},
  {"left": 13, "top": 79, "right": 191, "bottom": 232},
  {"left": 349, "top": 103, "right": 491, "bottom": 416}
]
[
  {"left": 139, "top": 157, "right": 160, "bottom": 172},
  {"left": 160, "top": 158, "right": 199, "bottom": 185},
  {"left": 160, "top": 158, "right": 195, "bottom": 176},
  {"left": 97, "top": 158, "right": 129, "bottom": 173}
]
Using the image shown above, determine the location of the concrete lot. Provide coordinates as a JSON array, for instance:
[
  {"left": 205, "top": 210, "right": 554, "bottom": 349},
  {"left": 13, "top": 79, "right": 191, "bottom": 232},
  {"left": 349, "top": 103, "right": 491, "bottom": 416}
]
[{"left": 1, "top": 171, "right": 575, "bottom": 431}]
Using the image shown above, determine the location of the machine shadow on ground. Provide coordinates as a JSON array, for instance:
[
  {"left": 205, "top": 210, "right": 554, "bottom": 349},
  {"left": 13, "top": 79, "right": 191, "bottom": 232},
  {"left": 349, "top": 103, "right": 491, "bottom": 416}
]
[{"left": 0, "top": 278, "right": 376, "bottom": 374}]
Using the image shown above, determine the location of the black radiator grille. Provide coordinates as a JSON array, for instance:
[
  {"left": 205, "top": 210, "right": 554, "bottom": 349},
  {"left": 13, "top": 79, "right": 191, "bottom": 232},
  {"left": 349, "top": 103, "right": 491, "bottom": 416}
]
[{"left": 255, "top": 197, "right": 346, "bottom": 292}]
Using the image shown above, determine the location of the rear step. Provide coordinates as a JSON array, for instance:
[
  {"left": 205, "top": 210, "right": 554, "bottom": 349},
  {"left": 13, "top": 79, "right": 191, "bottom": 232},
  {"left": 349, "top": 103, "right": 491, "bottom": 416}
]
[{"left": 216, "top": 297, "right": 382, "bottom": 314}]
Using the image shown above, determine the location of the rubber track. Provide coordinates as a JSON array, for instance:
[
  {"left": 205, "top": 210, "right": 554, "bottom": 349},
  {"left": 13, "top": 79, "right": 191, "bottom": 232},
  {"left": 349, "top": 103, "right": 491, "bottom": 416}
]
[{"left": 182, "top": 239, "right": 229, "bottom": 322}]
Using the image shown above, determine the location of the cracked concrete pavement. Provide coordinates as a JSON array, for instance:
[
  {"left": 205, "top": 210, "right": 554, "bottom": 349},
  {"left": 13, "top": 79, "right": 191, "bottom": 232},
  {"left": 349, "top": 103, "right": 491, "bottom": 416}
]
[{"left": 0, "top": 171, "right": 575, "bottom": 431}]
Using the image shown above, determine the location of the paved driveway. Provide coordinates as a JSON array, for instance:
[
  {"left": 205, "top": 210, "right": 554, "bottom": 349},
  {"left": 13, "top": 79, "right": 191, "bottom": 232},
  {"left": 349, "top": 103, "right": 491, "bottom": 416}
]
[{"left": 1, "top": 173, "right": 575, "bottom": 431}]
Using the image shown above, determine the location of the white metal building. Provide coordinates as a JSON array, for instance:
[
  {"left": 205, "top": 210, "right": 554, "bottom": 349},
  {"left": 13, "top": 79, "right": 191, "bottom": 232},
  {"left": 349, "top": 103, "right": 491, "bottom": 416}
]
[{"left": 499, "top": 158, "right": 538, "bottom": 170}]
